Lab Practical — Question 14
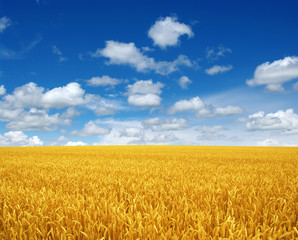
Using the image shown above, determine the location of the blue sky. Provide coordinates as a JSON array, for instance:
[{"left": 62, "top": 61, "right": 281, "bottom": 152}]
[{"left": 0, "top": 0, "right": 298, "bottom": 146}]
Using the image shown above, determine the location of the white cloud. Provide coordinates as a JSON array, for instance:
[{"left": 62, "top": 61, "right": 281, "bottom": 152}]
[
  {"left": 28, "top": 136, "right": 43, "bottom": 146},
  {"left": 206, "top": 46, "right": 232, "bottom": 61},
  {"left": 246, "top": 56, "right": 298, "bottom": 92},
  {"left": 49, "top": 135, "right": 70, "bottom": 146},
  {"left": 86, "top": 75, "right": 122, "bottom": 87},
  {"left": 150, "top": 133, "right": 178, "bottom": 143},
  {"left": 57, "top": 136, "right": 69, "bottom": 142},
  {"left": 0, "top": 17, "right": 12, "bottom": 33},
  {"left": 4, "top": 108, "right": 71, "bottom": 131},
  {"left": 196, "top": 125, "right": 225, "bottom": 133},
  {"left": 168, "top": 96, "right": 244, "bottom": 118},
  {"left": 0, "top": 131, "right": 43, "bottom": 146},
  {"left": 0, "top": 108, "right": 23, "bottom": 122},
  {"left": 205, "top": 65, "right": 233, "bottom": 75},
  {"left": 86, "top": 97, "right": 123, "bottom": 116},
  {"left": 65, "top": 141, "right": 87, "bottom": 146},
  {"left": 93, "top": 120, "right": 146, "bottom": 145},
  {"left": 0, "top": 84, "right": 84, "bottom": 131},
  {"left": 196, "top": 125, "right": 226, "bottom": 141},
  {"left": 127, "top": 94, "right": 161, "bottom": 107},
  {"left": 2, "top": 82, "right": 44, "bottom": 108},
  {"left": 120, "top": 128, "right": 144, "bottom": 138},
  {"left": 178, "top": 76, "right": 192, "bottom": 89},
  {"left": 257, "top": 139, "right": 279, "bottom": 146},
  {"left": 246, "top": 109, "right": 298, "bottom": 133},
  {"left": 214, "top": 106, "right": 244, "bottom": 116},
  {"left": 70, "top": 120, "right": 110, "bottom": 137},
  {"left": 127, "top": 80, "right": 164, "bottom": 95},
  {"left": 42, "top": 82, "right": 89, "bottom": 108},
  {"left": 94, "top": 41, "right": 193, "bottom": 75},
  {"left": 126, "top": 80, "right": 164, "bottom": 108},
  {"left": 2, "top": 82, "right": 91, "bottom": 109},
  {"left": 168, "top": 97, "right": 205, "bottom": 114},
  {"left": 142, "top": 118, "right": 187, "bottom": 131},
  {"left": 148, "top": 16, "right": 193, "bottom": 49},
  {"left": 94, "top": 129, "right": 145, "bottom": 145},
  {"left": 0, "top": 85, "right": 6, "bottom": 95},
  {"left": 60, "top": 107, "right": 81, "bottom": 119},
  {"left": 97, "top": 41, "right": 154, "bottom": 71},
  {"left": 94, "top": 106, "right": 115, "bottom": 116}
]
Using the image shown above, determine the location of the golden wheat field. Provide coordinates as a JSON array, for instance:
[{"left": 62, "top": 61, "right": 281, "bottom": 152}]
[{"left": 0, "top": 146, "right": 297, "bottom": 240}]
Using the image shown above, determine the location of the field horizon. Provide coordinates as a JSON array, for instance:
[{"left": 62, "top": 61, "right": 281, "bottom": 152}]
[{"left": 1, "top": 145, "right": 298, "bottom": 148}]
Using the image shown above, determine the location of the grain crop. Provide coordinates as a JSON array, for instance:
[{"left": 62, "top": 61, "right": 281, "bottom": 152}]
[{"left": 0, "top": 146, "right": 297, "bottom": 239}]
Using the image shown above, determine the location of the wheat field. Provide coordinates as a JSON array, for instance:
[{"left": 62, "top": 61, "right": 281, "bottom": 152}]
[{"left": 0, "top": 146, "right": 297, "bottom": 239}]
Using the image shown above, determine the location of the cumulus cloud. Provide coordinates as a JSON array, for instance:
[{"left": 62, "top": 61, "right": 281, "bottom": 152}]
[
  {"left": 60, "top": 107, "right": 81, "bottom": 119},
  {"left": 128, "top": 94, "right": 161, "bottom": 107},
  {"left": 48, "top": 135, "right": 70, "bottom": 146},
  {"left": 126, "top": 80, "right": 164, "bottom": 108},
  {"left": 205, "top": 65, "right": 233, "bottom": 75},
  {"left": 178, "top": 76, "right": 192, "bottom": 89},
  {"left": 3, "top": 108, "right": 71, "bottom": 131},
  {"left": 213, "top": 106, "right": 244, "bottom": 116},
  {"left": 0, "top": 131, "right": 43, "bottom": 146},
  {"left": 2, "top": 82, "right": 91, "bottom": 109},
  {"left": 42, "top": 82, "right": 90, "bottom": 108},
  {"left": 168, "top": 96, "right": 244, "bottom": 117},
  {"left": 127, "top": 80, "right": 164, "bottom": 95},
  {"left": 0, "top": 83, "right": 84, "bottom": 131},
  {"left": 196, "top": 125, "right": 225, "bottom": 133},
  {"left": 86, "top": 75, "right": 122, "bottom": 87},
  {"left": 93, "top": 41, "right": 193, "bottom": 75},
  {"left": 150, "top": 133, "right": 178, "bottom": 143},
  {"left": 246, "top": 109, "right": 298, "bottom": 133},
  {"left": 86, "top": 97, "right": 123, "bottom": 116},
  {"left": 92, "top": 120, "right": 145, "bottom": 145},
  {"left": 168, "top": 97, "right": 205, "bottom": 114},
  {"left": 0, "top": 17, "right": 12, "bottom": 33},
  {"left": 206, "top": 46, "right": 232, "bottom": 61},
  {"left": 142, "top": 118, "right": 187, "bottom": 131},
  {"left": 196, "top": 125, "right": 226, "bottom": 141},
  {"left": 70, "top": 120, "right": 110, "bottom": 137},
  {"left": 57, "top": 136, "right": 69, "bottom": 142},
  {"left": 148, "top": 16, "right": 193, "bottom": 49},
  {"left": 65, "top": 141, "right": 87, "bottom": 146},
  {"left": 120, "top": 128, "right": 144, "bottom": 138},
  {"left": 0, "top": 85, "right": 6, "bottom": 95},
  {"left": 94, "top": 106, "right": 115, "bottom": 116},
  {"left": 246, "top": 56, "right": 298, "bottom": 92}
]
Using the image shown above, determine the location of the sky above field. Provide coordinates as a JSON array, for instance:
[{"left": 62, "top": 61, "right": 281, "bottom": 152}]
[{"left": 0, "top": 0, "right": 298, "bottom": 146}]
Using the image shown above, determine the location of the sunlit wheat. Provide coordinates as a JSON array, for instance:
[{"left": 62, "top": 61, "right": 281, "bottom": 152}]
[{"left": 0, "top": 146, "right": 297, "bottom": 239}]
